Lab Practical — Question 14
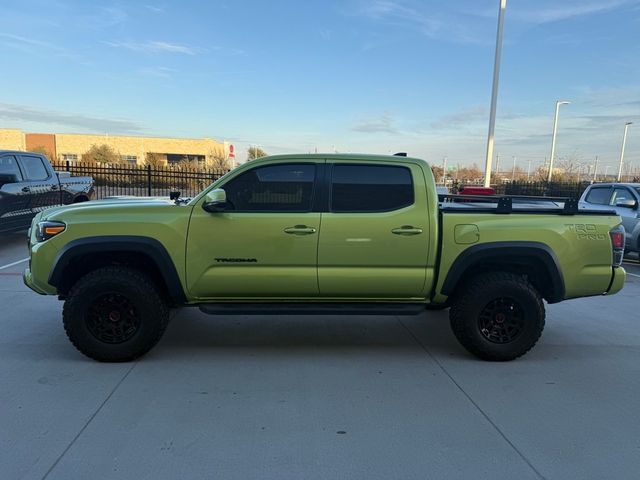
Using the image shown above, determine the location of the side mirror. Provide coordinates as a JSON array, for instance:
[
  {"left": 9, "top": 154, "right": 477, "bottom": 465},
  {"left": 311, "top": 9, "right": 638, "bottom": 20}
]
[
  {"left": 202, "top": 188, "right": 228, "bottom": 213},
  {"left": 615, "top": 198, "right": 638, "bottom": 209},
  {"left": 0, "top": 173, "right": 18, "bottom": 188}
]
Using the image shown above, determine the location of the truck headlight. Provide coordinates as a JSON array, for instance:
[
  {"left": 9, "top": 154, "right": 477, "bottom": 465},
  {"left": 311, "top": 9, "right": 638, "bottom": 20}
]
[{"left": 35, "top": 221, "right": 66, "bottom": 242}]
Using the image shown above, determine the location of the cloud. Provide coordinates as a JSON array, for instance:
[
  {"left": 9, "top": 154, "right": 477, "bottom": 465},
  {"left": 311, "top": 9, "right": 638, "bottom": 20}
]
[
  {"left": 354, "top": 0, "right": 640, "bottom": 45},
  {"left": 358, "top": 0, "right": 441, "bottom": 36},
  {"left": 137, "top": 66, "right": 176, "bottom": 79},
  {"left": 0, "top": 32, "right": 84, "bottom": 62},
  {"left": 513, "top": 0, "right": 639, "bottom": 24},
  {"left": 350, "top": 113, "right": 398, "bottom": 134},
  {"left": 104, "top": 40, "right": 201, "bottom": 55},
  {"left": 80, "top": 6, "right": 128, "bottom": 29},
  {"left": 431, "top": 106, "right": 487, "bottom": 129},
  {"left": 352, "top": 0, "right": 492, "bottom": 45},
  {"left": 319, "top": 29, "right": 332, "bottom": 41},
  {"left": 145, "top": 4, "right": 165, "bottom": 13},
  {"left": 0, "top": 103, "right": 144, "bottom": 134},
  {"left": 0, "top": 32, "right": 65, "bottom": 53}
]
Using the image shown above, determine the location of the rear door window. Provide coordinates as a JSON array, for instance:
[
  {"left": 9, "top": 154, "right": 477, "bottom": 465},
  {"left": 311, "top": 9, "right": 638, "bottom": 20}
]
[
  {"left": 330, "top": 164, "right": 414, "bottom": 212},
  {"left": 0, "top": 155, "right": 23, "bottom": 180},
  {"left": 611, "top": 187, "right": 635, "bottom": 205},
  {"left": 584, "top": 187, "right": 612, "bottom": 205}
]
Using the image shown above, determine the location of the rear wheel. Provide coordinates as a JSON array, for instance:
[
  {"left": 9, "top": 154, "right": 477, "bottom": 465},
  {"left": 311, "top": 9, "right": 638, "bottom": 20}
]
[
  {"left": 63, "top": 266, "right": 169, "bottom": 362},
  {"left": 449, "top": 272, "right": 545, "bottom": 361}
]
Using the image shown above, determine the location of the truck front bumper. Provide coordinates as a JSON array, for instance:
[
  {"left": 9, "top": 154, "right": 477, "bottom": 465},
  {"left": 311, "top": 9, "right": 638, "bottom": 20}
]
[
  {"left": 606, "top": 266, "right": 626, "bottom": 295},
  {"left": 23, "top": 267, "right": 49, "bottom": 295}
]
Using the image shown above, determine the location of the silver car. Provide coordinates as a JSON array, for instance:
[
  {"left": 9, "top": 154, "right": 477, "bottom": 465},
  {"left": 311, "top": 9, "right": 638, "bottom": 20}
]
[{"left": 579, "top": 183, "right": 640, "bottom": 253}]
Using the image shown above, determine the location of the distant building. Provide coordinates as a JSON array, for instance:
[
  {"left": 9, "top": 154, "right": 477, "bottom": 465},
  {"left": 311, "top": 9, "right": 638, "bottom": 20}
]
[{"left": 0, "top": 128, "right": 236, "bottom": 168}]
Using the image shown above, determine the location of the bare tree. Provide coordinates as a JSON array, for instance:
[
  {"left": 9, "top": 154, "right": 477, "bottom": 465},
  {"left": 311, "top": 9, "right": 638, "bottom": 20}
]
[
  {"left": 208, "top": 149, "right": 231, "bottom": 171},
  {"left": 247, "top": 146, "right": 268, "bottom": 161},
  {"left": 144, "top": 152, "right": 165, "bottom": 167}
]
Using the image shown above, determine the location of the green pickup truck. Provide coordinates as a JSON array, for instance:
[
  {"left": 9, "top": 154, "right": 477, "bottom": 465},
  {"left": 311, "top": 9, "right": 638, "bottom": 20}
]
[{"left": 24, "top": 154, "right": 626, "bottom": 362}]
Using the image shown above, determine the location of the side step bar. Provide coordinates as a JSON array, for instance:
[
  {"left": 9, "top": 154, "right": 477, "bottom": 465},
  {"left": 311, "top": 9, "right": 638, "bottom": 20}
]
[{"left": 198, "top": 303, "right": 428, "bottom": 316}]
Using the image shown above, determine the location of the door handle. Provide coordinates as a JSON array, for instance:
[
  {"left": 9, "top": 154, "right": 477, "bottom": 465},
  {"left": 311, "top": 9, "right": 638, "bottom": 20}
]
[
  {"left": 21, "top": 187, "right": 30, "bottom": 193},
  {"left": 284, "top": 225, "right": 317, "bottom": 235},
  {"left": 391, "top": 225, "right": 423, "bottom": 235}
]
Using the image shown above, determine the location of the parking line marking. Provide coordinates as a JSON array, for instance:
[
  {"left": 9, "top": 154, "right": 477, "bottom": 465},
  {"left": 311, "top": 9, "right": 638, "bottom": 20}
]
[
  {"left": 0, "top": 258, "right": 29, "bottom": 271},
  {"left": 627, "top": 272, "right": 640, "bottom": 278}
]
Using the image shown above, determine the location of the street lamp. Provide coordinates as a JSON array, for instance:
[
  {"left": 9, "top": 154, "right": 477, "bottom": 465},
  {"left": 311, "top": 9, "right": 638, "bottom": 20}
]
[
  {"left": 483, "top": 0, "right": 508, "bottom": 188},
  {"left": 547, "top": 100, "right": 570, "bottom": 182},
  {"left": 617, "top": 122, "right": 633, "bottom": 182}
]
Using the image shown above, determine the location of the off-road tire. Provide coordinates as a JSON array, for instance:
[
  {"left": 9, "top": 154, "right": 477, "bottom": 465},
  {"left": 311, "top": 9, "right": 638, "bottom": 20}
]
[
  {"left": 449, "top": 272, "right": 545, "bottom": 361},
  {"left": 63, "top": 266, "right": 169, "bottom": 362}
]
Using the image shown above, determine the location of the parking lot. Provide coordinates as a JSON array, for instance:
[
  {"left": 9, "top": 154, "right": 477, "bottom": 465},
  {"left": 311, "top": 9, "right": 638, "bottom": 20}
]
[{"left": 1, "top": 231, "right": 639, "bottom": 480}]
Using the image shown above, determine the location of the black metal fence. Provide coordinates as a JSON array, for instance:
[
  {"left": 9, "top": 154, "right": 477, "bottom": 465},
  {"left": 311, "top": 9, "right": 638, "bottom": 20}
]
[
  {"left": 495, "top": 180, "right": 591, "bottom": 198},
  {"left": 54, "top": 161, "right": 227, "bottom": 199}
]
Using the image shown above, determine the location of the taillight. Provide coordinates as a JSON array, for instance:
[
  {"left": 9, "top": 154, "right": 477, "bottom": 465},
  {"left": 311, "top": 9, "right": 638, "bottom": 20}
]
[{"left": 609, "top": 225, "right": 625, "bottom": 267}]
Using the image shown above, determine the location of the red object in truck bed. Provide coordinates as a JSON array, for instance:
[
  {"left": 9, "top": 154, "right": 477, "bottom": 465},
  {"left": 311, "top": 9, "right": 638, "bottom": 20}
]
[{"left": 459, "top": 186, "right": 495, "bottom": 195}]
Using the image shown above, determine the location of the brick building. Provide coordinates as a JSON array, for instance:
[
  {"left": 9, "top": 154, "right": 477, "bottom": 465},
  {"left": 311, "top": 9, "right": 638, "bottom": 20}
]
[{"left": 0, "top": 128, "right": 236, "bottom": 167}]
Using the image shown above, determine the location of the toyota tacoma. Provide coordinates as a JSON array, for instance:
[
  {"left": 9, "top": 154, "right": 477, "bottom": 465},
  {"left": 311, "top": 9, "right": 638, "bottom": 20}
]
[{"left": 23, "top": 154, "right": 626, "bottom": 362}]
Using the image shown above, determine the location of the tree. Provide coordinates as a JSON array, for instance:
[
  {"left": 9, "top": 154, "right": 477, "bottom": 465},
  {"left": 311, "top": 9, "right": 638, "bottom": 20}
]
[
  {"left": 208, "top": 149, "right": 231, "bottom": 171},
  {"left": 29, "top": 145, "right": 56, "bottom": 162},
  {"left": 82, "top": 144, "right": 120, "bottom": 164},
  {"left": 247, "top": 146, "right": 268, "bottom": 161},
  {"left": 144, "top": 152, "right": 165, "bottom": 167},
  {"left": 431, "top": 165, "right": 444, "bottom": 182}
]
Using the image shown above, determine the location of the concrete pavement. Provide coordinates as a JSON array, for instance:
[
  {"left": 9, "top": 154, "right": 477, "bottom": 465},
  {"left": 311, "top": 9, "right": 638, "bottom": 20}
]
[{"left": 1, "top": 232, "right": 639, "bottom": 480}]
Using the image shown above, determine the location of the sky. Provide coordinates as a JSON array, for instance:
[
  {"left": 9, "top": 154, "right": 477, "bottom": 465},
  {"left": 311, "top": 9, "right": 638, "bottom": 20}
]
[{"left": 0, "top": 0, "right": 639, "bottom": 171}]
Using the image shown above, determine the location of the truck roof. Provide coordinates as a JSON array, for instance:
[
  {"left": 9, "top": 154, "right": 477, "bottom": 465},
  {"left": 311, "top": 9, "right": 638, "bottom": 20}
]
[{"left": 253, "top": 153, "right": 430, "bottom": 166}]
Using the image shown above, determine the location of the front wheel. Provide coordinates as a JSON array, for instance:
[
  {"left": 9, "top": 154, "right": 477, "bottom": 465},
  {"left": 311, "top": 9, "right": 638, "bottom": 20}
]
[
  {"left": 449, "top": 272, "right": 545, "bottom": 361},
  {"left": 63, "top": 266, "right": 169, "bottom": 362}
]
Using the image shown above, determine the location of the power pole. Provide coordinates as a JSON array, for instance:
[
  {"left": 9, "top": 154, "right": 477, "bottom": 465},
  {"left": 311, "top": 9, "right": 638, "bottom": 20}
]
[
  {"left": 593, "top": 156, "right": 599, "bottom": 182},
  {"left": 511, "top": 155, "right": 516, "bottom": 181}
]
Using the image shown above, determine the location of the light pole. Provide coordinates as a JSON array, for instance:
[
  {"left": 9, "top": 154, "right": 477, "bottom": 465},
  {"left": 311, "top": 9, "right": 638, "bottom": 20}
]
[
  {"left": 442, "top": 156, "right": 447, "bottom": 183},
  {"left": 604, "top": 165, "right": 611, "bottom": 179},
  {"left": 511, "top": 156, "right": 516, "bottom": 180},
  {"left": 527, "top": 160, "right": 531, "bottom": 180},
  {"left": 617, "top": 122, "right": 633, "bottom": 182},
  {"left": 593, "top": 155, "right": 599, "bottom": 182},
  {"left": 483, "top": 0, "right": 507, "bottom": 188},
  {"left": 547, "top": 100, "right": 570, "bottom": 182}
]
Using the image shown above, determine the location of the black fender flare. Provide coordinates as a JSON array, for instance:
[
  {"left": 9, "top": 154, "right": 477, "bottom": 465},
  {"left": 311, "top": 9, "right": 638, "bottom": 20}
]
[
  {"left": 440, "top": 241, "right": 565, "bottom": 303},
  {"left": 49, "top": 235, "right": 186, "bottom": 304}
]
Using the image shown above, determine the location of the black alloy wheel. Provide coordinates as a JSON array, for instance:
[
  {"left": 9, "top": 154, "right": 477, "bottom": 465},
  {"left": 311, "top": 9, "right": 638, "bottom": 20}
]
[
  {"left": 86, "top": 293, "right": 141, "bottom": 344},
  {"left": 477, "top": 297, "right": 525, "bottom": 344}
]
